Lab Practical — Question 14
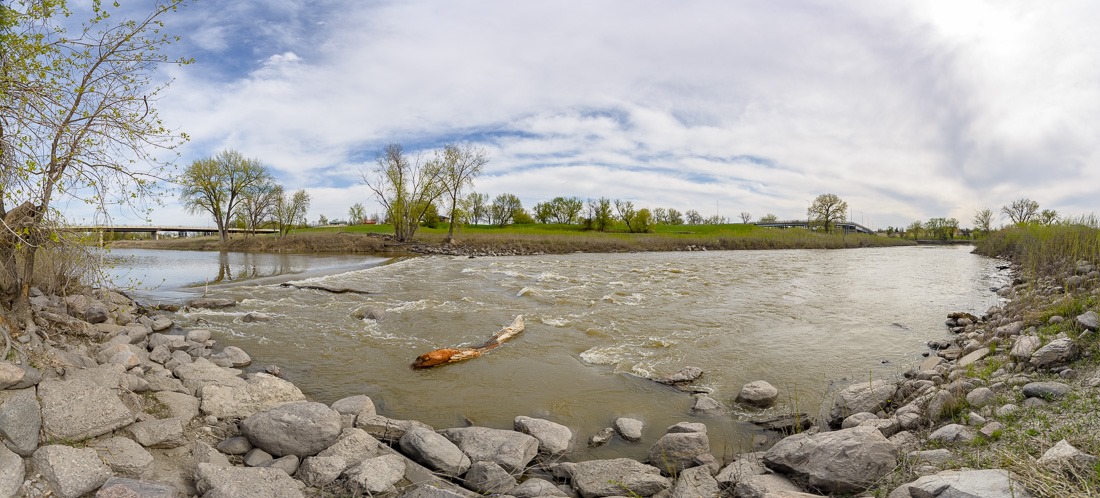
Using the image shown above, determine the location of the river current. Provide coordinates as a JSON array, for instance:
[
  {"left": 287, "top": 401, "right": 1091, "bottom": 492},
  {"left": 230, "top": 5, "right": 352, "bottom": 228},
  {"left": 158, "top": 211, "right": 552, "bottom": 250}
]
[{"left": 108, "top": 245, "right": 1008, "bottom": 461}]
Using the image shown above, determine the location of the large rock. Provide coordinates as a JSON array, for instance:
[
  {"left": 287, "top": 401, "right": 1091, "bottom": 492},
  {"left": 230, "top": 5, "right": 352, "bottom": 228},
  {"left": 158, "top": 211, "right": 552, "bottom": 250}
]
[
  {"left": 515, "top": 415, "right": 573, "bottom": 455},
  {"left": 355, "top": 414, "right": 433, "bottom": 443},
  {"left": 0, "top": 445, "right": 23, "bottom": 498},
  {"left": 572, "top": 458, "right": 671, "bottom": 498},
  {"left": 295, "top": 455, "right": 347, "bottom": 488},
  {"left": 647, "top": 430, "right": 710, "bottom": 475},
  {"left": 439, "top": 426, "right": 538, "bottom": 473},
  {"left": 763, "top": 425, "right": 897, "bottom": 494},
  {"left": 92, "top": 436, "right": 154, "bottom": 478},
  {"left": 1022, "top": 381, "right": 1072, "bottom": 400},
  {"left": 209, "top": 346, "right": 252, "bottom": 368},
  {"left": 240, "top": 401, "right": 343, "bottom": 457},
  {"left": 399, "top": 427, "right": 471, "bottom": 477},
  {"left": 32, "top": 445, "right": 112, "bottom": 498},
  {"left": 892, "top": 469, "right": 1032, "bottom": 498},
  {"left": 38, "top": 379, "right": 135, "bottom": 441},
  {"left": 512, "top": 478, "right": 570, "bottom": 498},
  {"left": 670, "top": 465, "right": 720, "bottom": 498},
  {"left": 316, "top": 427, "right": 384, "bottom": 464},
  {"left": 0, "top": 362, "right": 25, "bottom": 390},
  {"left": 828, "top": 380, "right": 897, "bottom": 427},
  {"left": 1010, "top": 335, "right": 1042, "bottom": 360},
  {"left": 732, "top": 474, "right": 810, "bottom": 498},
  {"left": 927, "top": 424, "right": 975, "bottom": 444},
  {"left": 1077, "top": 311, "right": 1099, "bottom": 331},
  {"left": 464, "top": 460, "right": 517, "bottom": 494},
  {"left": 331, "top": 395, "right": 376, "bottom": 417},
  {"left": 344, "top": 454, "right": 407, "bottom": 496},
  {"left": 614, "top": 417, "right": 644, "bottom": 442},
  {"left": 96, "top": 477, "right": 177, "bottom": 498},
  {"left": 1030, "top": 338, "right": 1077, "bottom": 369},
  {"left": 174, "top": 357, "right": 246, "bottom": 394},
  {"left": 1037, "top": 439, "right": 1100, "bottom": 467},
  {"left": 0, "top": 388, "right": 41, "bottom": 456},
  {"left": 195, "top": 462, "right": 304, "bottom": 498},
  {"left": 716, "top": 452, "right": 766, "bottom": 488},
  {"left": 187, "top": 297, "right": 237, "bottom": 309},
  {"left": 125, "top": 417, "right": 187, "bottom": 448},
  {"left": 200, "top": 372, "right": 305, "bottom": 419},
  {"left": 736, "top": 380, "right": 779, "bottom": 408},
  {"left": 152, "top": 391, "right": 201, "bottom": 423}
]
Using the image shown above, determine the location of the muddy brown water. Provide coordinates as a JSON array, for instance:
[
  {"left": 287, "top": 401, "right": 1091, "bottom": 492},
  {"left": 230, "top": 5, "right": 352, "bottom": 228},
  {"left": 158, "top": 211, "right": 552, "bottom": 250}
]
[{"left": 108, "top": 245, "right": 1008, "bottom": 461}]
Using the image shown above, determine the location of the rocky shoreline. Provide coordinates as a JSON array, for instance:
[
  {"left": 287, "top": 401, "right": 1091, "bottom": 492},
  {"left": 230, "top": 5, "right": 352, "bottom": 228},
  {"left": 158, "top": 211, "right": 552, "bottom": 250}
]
[{"left": 1, "top": 260, "right": 1098, "bottom": 497}]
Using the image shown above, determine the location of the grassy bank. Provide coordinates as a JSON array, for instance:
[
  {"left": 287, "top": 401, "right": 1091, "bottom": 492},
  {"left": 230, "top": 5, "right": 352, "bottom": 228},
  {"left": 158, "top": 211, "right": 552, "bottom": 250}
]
[
  {"left": 110, "top": 222, "right": 915, "bottom": 254},
  {"left": 974, "top": 220, "right": 1100, "bottom": 277}
]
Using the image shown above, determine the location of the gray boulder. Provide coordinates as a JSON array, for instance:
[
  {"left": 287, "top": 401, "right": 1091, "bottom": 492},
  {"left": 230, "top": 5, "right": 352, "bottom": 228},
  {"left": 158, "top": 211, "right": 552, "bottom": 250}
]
[
  {"left": 399, "top": 427, "right": 472, "bottom": 477},
  {"left": 515, "top": 415, "right": 573, "bottom": 455},
  {"left": 175, "top": 357, "right": 246, "bottom": 394},
  {"left": 92, "top": 437, "right": 154, "bottom": 478},
  {"left": 1011, "top": 335, "right": 1042, "bottom": 361},
  {"left": 244, "top": 448, "right": 274, "bottom": 467},
  {"left": 195, "top": 462, "right": 305, "bottom": 498},
  {"left": 97, "top": 477, "right": 177, "bottom": 498},
  {"left": 840, "top": 412, "right": 878, "bottom": 429},
  {"left": 331, "top": 395, "right": 376, "bottom": 417},
  {"left": 32, "top": 445, "right": 112, "bottom": 498},
  {"left": 572, "top": 458, "right": 671, "bottom": 498},
  {"left": 355, "top": 413, "right": 433, "bottom": 443},
  {"left": 150, "top": 315, "right": 173, "bottom": 332},
  {"left": 316, "top": 427, "right": 384, "bottom": 464},
  {"left": 185, "top": 328, "right": 212, "bottom": 343},
  {"left": 200, "top": 372, "right": 305, "bottom": 419},
  {"left": 691, "top": 394, "right": 722, "bottom": 413},
  {"left": 736, "top": 380, "right": 779, "bottom": 408},
  {"left": 1077, "top": 311, "right": 1099, "bottom": 331},
  {"left": 892, "top": 469, "right": 1032, "bottom": 498},
  {"left": 1030, "top": 338, "right": 1077, "bottom": 368},
  {"left": 927, "top": 423, "right": 975, "bottom": 444},
  {"left": 295, "top": 455, "right": 347, "bottom": 488},
  {"left": 1037, "top": 439, "right": 1100, "bottom": 467},
  {"left": 763, "top": 425, "right": 897, "bottom": 494},
  {"left": 439, "top": 426, "right": 539, "bottom": 473},
  {"left": 351, "top": 306, "right": 385, "bottom": 321},
  {"left": 152, "top": 391, "right": 201, "bottom": 423},
  {"left": 187, "top": 297, "right": 237, "bottom": 309},
  {"left": 240, "top": 401, "right": 343, "bottom": 457},
  {"left": 647, "top": 430, "right": 710, "bottom": 475},
  {"left": 732, "top": 474, "right": 810, "bottom": 498},
  {"left": 670, "top": 465, "right": 720, "bottom": 498},
  {"left": 614, "top": 417, "right": 644, "bottom": 442},
  {"left": 0, "top": 445, "right": 23, "bottom": 498},
  {"left": 588, "top": 427, "right": 615, "bottom": 447},
  {"left": 828, "top": 380, "right": 897, "bottom": 427},
  {"left": 0, "top": 387, "right": 41, "bottom": 456},
  {"left": 0, "top": 362, "right": 24, "bottom": 390},
  {"left": 265, "top": 455, "right": 300, "bottom": 475},
  {"left": 513, "top": 477, "right": 569, "bottom": 498},
  {"left": 965, "top": 387, "right": 996, "bottom": 408},
  {"left": 715, "top": 452, "right": 766, "bottom": 488},
  {"left": 464, "top": 460, "right": 517, "bottom": 494},
  {"left": 344, "top": 454, "right": 407, "bottom": 496},
  {"left": 209, "top": 346, "right": 252, "bottom": 368},
  {"left": 1022, "top": 381, "right": 1072, "bottom": 400},
  {"left": 192, "top": 441, "right": 232, "bottom": 467},
  {"left": 216, "top": 436, "right": 253, "bottom": 455},
  {"left": 38, "top": 379, "right": 135, "bottom": 441},
  {"left": 124, "top": 417, "right": 188, "bottom": 448}
]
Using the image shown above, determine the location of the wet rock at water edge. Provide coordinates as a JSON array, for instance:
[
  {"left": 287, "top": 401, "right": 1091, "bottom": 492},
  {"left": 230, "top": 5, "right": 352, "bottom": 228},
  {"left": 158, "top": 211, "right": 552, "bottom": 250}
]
[
  {"left": 614, "top": 417, "right": 644, "bottom": 442},
  {"left": 572, "top": 458, "right": 671, "bottom": 498},
  {"left": 240, "top": 401, "right": 343, "bottom": 457},
  {"left": 187, "top": 297, "right": 237, "bottom": 309},
  {"left": 588, "top": 427, "right": 615, "bottom": 447},
  {"left": 763, "top": 425, "right": 897, "bottom": 495},
  {"left": 750, "top": 413, "right": 814, "bottom": 435},
  {"left": 736, "top": 380, "right": 779, "bottom": 408},
  {"left": 515, "top": 415, "right": 573, "bottom": 456}
]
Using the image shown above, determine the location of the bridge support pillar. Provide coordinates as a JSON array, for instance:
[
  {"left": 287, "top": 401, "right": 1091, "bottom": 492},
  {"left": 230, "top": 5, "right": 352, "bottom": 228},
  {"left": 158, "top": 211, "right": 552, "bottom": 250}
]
[{"left": 153, "top": 231, "right": 159, "bottom": 240}]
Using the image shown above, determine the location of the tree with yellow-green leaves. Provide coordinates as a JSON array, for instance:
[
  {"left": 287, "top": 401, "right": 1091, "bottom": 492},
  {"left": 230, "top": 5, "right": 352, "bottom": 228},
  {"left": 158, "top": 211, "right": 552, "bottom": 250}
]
[
  {"left": 179, "top": 150, "right": 273, "bottom": 244},
  {"left": 0, "top": 0, "right": 189, "bottom": 326}
]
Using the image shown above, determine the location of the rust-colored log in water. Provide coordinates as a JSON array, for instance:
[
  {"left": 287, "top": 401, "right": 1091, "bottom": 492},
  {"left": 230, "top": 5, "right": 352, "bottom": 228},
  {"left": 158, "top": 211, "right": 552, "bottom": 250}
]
[{"left": 411, "top": 315, "right": 524, "bottom": 369}]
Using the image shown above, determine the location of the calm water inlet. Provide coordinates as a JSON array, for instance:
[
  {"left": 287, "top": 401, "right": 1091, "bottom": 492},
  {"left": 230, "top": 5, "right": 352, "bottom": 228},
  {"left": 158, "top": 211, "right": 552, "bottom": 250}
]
[{"left": 110, "top": 245, "right": 1008, "bottom": 461}]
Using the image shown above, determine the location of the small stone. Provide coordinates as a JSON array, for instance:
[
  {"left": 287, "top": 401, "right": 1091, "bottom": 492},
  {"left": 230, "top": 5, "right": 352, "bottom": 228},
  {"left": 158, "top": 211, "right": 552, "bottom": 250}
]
[
  {"left": 736, "top": 380, "right": 779, "bottom": 408},
  {"left": 216, "top": 435, "right": 253, "bottom": 455},
  {"left": 928, "top": 424, "right": 975, "bottom": 444},
  {"left": 614, "top": 417, "right": 644, "bottom": 442},
  {"left": 588, "top": 427, "right": 614, "bottom": 447},
  {"left": 691, "top": 393, "right": 722, "bottom": 413},
  {"left": 244, "top": 447, "right": 274, "bottom": 467},
  {"left": 965, "top": 387, "right": 996, "bottom": 408}
]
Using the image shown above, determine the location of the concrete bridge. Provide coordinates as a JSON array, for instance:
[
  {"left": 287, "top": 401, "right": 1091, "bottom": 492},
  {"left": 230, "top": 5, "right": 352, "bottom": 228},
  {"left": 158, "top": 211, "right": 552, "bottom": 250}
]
[
  {"left": 69, "top": 225, "right": 277, "bottom": 239},
  {"left": 753, "top": 219, "right": 875, "bottom": 234}
]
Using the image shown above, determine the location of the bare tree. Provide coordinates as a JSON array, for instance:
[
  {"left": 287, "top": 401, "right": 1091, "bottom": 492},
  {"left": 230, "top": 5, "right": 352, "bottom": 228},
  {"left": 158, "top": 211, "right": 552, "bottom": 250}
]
[
  {"left": 274, "top": 188, "right": 310, "bottom": 236},
  {"left": 807, "top": 194, "right": 848, "bottom": 233},
  {"left": 740, "top": 212, "right": 752, "bottom": 223},
  {"left": 1, "top": 0, "right": 188, "bottom": 320},
  {"left": 1039, "top": 209, "right": 1059, "bottom": 225},
  {"left": 237, "top": 176, "right": 281, "bottom": 234},
  {"left": 972, "top": 208, "right": 993, "bottom": 234},
  {"left": 437, "top": 144, "right": 488, "bottom": 243},
  {"left": 1001, "top": 198, "right": 1039, "bottom": 226},
  {"left": 362, "top": 144, "right": 444, "bottom": 242},
  {"left": 614, "top": 199, "right": 637, "bottom": 232},
  {"left": 180, "top": 150, "right": 272, "bottom": 244}
]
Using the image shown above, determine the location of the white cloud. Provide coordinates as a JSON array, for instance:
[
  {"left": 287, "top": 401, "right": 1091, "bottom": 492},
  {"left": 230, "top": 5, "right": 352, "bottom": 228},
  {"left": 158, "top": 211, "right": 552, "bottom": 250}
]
[{"left": 133, "top": 0, "right": 1100, "bottom": 230}]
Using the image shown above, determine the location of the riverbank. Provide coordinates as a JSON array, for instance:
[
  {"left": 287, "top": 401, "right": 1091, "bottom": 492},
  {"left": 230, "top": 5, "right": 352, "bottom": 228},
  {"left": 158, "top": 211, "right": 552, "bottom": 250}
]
[{"left": 108, "top": 223, "right": 914, "bottom": 256}]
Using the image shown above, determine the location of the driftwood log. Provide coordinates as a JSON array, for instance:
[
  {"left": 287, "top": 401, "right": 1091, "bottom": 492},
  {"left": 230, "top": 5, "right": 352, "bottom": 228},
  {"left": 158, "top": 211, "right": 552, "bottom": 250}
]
[
  {"left": 412, "top": 315, "right": 525, "bottom": 369},
  {"left": 278, "top": 283, "right": 373, "bottom": 295}
]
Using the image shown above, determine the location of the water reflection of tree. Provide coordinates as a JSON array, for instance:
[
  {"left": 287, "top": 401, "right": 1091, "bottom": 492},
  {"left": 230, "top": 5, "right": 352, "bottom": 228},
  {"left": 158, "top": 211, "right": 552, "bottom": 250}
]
[
  {"left": 209, "top": 252, "right": 302, "bottom": 284},
  {"left": 213, "top": 251, "right": 231, "bottom": 284}
]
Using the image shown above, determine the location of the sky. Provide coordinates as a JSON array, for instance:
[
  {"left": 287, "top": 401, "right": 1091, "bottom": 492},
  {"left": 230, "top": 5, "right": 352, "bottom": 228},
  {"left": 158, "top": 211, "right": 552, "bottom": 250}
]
[{"left": 69, "top": 0, "right": 1100, "bottom": 230}]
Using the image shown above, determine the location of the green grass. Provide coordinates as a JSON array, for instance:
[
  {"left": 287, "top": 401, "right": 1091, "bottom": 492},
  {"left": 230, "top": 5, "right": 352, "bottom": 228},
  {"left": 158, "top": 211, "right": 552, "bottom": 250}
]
[{"left": 974, "top": 219, "right": 1100, "bottom": 278}]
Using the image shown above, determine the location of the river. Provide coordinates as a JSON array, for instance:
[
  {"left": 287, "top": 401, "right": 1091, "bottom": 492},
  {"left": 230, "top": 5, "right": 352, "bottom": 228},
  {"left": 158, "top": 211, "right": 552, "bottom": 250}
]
[{"left": 107, "top": 245, "right": 1008, "bottom": 461}]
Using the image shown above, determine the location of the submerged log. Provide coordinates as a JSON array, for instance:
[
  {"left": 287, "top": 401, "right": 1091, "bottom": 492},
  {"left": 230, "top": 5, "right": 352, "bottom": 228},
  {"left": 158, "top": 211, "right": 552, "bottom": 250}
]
[
  {"left": 412, "top": 315, "right": 524, "bottom": 369},
  {"left": 278, "top": 283, "right": 373, "bottom": 295}
]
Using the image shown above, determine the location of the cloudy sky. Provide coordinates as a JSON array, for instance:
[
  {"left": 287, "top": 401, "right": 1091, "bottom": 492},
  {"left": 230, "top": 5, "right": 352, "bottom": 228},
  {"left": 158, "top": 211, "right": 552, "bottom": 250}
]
[{"left": 83, "top": 0, "right": 1100, "bottom": 229}]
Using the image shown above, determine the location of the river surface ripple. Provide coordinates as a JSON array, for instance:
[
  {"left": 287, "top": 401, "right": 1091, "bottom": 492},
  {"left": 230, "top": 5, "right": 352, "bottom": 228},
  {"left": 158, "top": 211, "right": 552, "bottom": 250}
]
[{"left": 110, "top": 245, "right": 1008, "bottom": 461}]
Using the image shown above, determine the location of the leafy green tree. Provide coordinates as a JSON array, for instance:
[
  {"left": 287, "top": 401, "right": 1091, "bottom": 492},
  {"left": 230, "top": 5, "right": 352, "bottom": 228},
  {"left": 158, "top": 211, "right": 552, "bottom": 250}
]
[
  {"left": 437, "top": 143, "right": 488, "bottom": 243},
  {"left": 614, "top": 199, "right": 638, "bottom": 232},
  {"left": 361, "top": 143, "right": 444, "bottom": 241},
  {"left": 0, "top": 0, "right": 188, "bottom": 316},
  {"left": 585, "top": 198, "right": 613, "bottom": 231},
  {"left": 274, "top": 188, "right": 310, "bottom": 236},
  {"left": 667, "top": 208, "right": 684, "bottom": 225},
  {"left": 348, "top": 203, "right": 366, "bottom": 224},
  {"left": 807, "top": 194, "right": 848, "bottom": 233},
  {"left": 421, "top": 202, "right": 442, "bottom": 228},
  {"left": 634, "top": 208, "right": 654, "bottom": 233},
  {"left": 550, "top": 196, "right": 584, "bottom": 224},
  {"left": 758, "top": 213, "right": 779, "bottom": 223},
  {"left": 512, "top": 207, "right": 534, "bottom": 224},
  {"left": 464, "top": 192, "right": 488, "bottom": 225},
  {"left": 533, "top": 201, "right": 554, "bottom": 224},
  {"left": 907, "top": 220, "right": 923, "bottom": 240},
  {"left": 180, "top": 150, "right": 273, "bottom": 244},
  {"left": 685, "top": 210, "right": 703, "bottom": 225},
  {"left": 1001, "top": 198, "right": 1039, "bottom": 226},
  {"left": 318, "top": 214, "right": 328, "bottom": 225},
  {"left": 490, "top": 193, "right": 522, "bottom": 227},
  {"left": 652, "top": 207, "right": 668, "bottom": 224},
  {"left": 1039, "top": 209, "right": 1058, "bottom": 225},
  {"left": 972, "top": 208, "right": 994, "bottom": 236}
]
